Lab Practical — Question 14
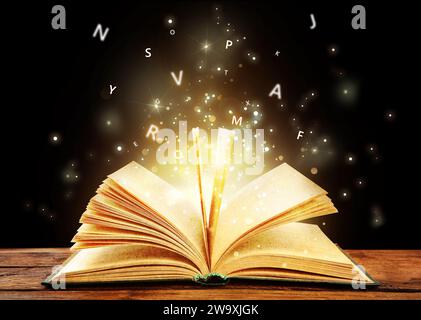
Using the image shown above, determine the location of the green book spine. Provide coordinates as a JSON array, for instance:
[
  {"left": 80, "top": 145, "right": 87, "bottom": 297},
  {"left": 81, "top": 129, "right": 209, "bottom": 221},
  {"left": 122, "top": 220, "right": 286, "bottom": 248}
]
[{"left": 193, "top": 273, "right": 229, "bottom": 286}]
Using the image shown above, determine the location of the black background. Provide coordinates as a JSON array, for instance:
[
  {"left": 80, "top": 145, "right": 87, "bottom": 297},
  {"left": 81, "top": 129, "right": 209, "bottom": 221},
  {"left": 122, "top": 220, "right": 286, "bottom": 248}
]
[{"left": 1, "top": 0, "right": 418, "bottom": 249}]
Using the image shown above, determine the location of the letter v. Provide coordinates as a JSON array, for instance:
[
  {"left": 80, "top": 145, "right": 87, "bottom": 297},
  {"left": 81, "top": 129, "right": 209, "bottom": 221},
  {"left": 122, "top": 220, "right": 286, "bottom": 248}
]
[{"left": 171, "top": 70, "right": 183, "bottom": 86}]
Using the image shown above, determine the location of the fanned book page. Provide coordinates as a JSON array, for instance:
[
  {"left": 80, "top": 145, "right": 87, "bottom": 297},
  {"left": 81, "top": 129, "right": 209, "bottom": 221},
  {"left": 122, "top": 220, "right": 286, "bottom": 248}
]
[
  {"left": 216, "top": 222, "right": 375, "bottom": 284},
  {"left": 46, "top": 161, "right": 377, "bottom": 286},
  {"left": 210, "top": 163, "right": 337, "bottom": 267}
]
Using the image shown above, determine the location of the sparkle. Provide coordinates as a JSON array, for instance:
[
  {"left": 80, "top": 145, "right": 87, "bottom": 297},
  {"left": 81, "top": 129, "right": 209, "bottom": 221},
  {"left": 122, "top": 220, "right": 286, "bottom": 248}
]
[
  {"left": 367, "top": 144, "right": 377, "bottom": 153},
  {"left": 329, "top": 46, "right": 338, "bottom": 54},
  {"left": 346, "top": 154, "right": 356, "bottom": 163},
  {"left": 340, "top": 190, "right": 350, "bottom": 200},
  {"left": 356, "top": 178, "right": 365, "bottom": 187},
  {"left": 371, "top": 205, "right": 385, "bottom": 228},
  {"left": 153, "top": 99, "right": 160, "bottom": 109},
  {"left": 202, "top": 42, "right": 211, "bottom": 51},
  {"left": 49, "top": 133, "right": 61, "bottom": 145},
  {"left": 385, "top": 110, "right": 395, "bottom": 121}
]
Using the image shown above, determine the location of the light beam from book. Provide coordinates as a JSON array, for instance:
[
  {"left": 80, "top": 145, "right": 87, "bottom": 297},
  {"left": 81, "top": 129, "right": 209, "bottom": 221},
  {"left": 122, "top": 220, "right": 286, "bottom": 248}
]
[
  {"left": 192, "top": 127, "right": 210, "bottom": 263},
  {"left": 207, "top": 129, "right": 233, "bottom": 261}
]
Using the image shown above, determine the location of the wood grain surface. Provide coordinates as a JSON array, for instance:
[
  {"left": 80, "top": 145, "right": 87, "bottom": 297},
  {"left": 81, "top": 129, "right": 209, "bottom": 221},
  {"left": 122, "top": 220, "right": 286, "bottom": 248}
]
[{"left": 0, "top": 249, "right": 420, "bottom": 300}]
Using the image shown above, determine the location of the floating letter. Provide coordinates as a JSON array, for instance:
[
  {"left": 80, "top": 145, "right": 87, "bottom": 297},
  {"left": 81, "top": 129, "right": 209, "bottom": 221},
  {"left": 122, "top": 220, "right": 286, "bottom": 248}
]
[
  {"left": 351, "top": 5, "right": 366, "bottom": 29},
  {"left": 93, "top": 24, "right": 109, "bottom": 41},
  {"left": 51, "top": 5, "right": 66, "bottom": 30},
  {"left": 232, "top": 115, "right": 243, "bottom": 126},
  {"left": 146, "top": 124, "right": 159, "bottom": 141},
  {"left": 269, "top": 84, "right": 282, "bottom": 100},
  {"left": 310, "top": 14, "right": 316, "bottom": 30},
  {"left": 170, "top": 70, "right": 183, "bottom": 86},
  {"left": 145, "top": 48, "right": 151, "bottom": 58}
]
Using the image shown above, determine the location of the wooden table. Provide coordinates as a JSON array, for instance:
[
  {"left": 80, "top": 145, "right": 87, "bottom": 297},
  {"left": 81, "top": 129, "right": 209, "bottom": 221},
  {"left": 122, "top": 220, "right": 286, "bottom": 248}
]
[{"left": 0, "top": 249, "right": 420, "bottom": 300}]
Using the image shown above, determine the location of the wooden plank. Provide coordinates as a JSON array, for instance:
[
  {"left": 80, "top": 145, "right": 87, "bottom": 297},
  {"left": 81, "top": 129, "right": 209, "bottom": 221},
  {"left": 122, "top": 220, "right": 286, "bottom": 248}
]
[
  {"left": 348, "top": 250, "right": 421, "bottom": 290},
  {"left": 0, "top": 248, "right": 70, "bottom": 267},
  {"left": 0, "top": 249, "right": 420, "bottom": 300},
  {"left": 0, "top": 288, "right": 420, "bottom": 300}
]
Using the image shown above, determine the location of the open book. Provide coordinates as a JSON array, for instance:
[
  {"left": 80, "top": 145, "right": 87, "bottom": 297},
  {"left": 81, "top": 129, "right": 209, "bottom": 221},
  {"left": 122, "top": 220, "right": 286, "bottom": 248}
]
[{"left": 45, "top": 159, "right": 376, "bottom": 286}]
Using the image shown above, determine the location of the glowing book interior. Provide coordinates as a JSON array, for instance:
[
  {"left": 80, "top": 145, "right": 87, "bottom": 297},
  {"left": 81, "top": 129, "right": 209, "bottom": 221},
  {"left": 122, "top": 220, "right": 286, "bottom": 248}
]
[{"left": 44, "top": 158, "right": 376, "bottom": 286}]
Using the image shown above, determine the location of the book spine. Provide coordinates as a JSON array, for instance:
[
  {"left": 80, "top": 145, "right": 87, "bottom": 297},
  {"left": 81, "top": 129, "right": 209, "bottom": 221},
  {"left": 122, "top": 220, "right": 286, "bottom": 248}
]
[{"left": 193, "top": 272, "right": 229, "bottom": 285}]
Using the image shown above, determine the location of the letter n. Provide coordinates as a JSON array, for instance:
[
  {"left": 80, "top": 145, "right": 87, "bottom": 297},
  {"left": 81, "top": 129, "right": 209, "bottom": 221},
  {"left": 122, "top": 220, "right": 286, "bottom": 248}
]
[{"left": 93, "top": 24, "right": 110, "bottom": 41}]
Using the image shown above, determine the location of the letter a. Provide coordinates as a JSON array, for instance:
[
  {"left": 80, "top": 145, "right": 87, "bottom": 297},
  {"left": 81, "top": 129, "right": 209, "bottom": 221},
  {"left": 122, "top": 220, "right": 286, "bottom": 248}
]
[
  {"left": 351, "top": 5, "right": 366, "bottom": 30},
  {"left": 51, "top": 5, "right": 66, "bottom": 30},
  {"left": 93, "top": 24, "right": 110, "bottom": 41},
  {"left": 269, "top": 84, "right": 282, "bottom": 100},
  {"left": 171, "top": 70, "right": 183, "bottom": 86}
]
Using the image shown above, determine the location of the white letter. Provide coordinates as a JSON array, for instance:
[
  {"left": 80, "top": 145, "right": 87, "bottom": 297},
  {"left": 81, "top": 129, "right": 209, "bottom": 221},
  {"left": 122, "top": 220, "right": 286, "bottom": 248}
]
[
  {"left": 232, "top": 129, "right": 243, "bottom": 165},
  {"left": 297, "top": 130, "right": 304, "bottom": 140},
  {"left": 269, "top": 84, "right": 282, "bottom": 100},
  {"left": 146, "top": 124, "right": 159, "bottom": 141},
  {"left": 225, "top": 40, "right": 233, "bottom": 49},
  {"left": 145, "top": 47, "right": 151, "bottom": 58},
  {"left": 51, "top": 5, "right": 66, "bottom": 30},
  {"left": 93, "top": 24, "right": 109, "bottom": 41},
  {"left": 352, "top": 265, "right": 367, "bottom": 289},
  {"left": 170, "top": 70, "right": 183, "bottom": 86},
  {"left": 352, "top": 5, "right": 366, "bottom": 29},
  {"left": 244, "top": 129, "right": 265, "bottom": 175},
  {"left": 178, "top": 121, "right": 188, "bottom": 164},
  {"left": 51, "top": 265, "right": 66, "bottom": 290},
  {"left": 188, "top": 128, "right": 209, "bottom": 165},
  {"left": 232, "top": 115, "right": 242, "bottom": 126},
  {"left": 109, "top": 85, "right": 116, "bottom": 95},
  {"left": 310, "top": 14, "right": 316, "bottom": 30},
  {"left": 156, "top": 129, "right": 177, "bottom": 164}
]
